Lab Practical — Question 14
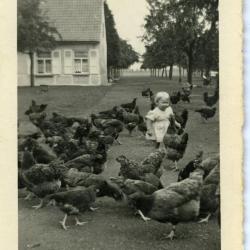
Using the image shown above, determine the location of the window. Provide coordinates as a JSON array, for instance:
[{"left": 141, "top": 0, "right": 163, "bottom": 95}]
[
  {"left": 36, "top": 51, "right": 52, "bottom": 74},
  {"left": 74, "top": 51, "right": 89, "bottom": 74}
]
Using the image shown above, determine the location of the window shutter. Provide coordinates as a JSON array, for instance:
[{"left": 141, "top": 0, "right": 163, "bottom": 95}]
[
  {"left": 89, "top": 49, "right": 99, "bottom": 74},
  {"left": 64, "top": 50, "right": 73, "bottom": 74},
  {"left": 52, "top": 50, "right": 61, "bottom": 74}
]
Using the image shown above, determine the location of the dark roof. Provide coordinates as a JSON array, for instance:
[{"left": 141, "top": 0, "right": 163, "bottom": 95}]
[{"left": 42, "top": 0, "right": 103, "bottom": 42}]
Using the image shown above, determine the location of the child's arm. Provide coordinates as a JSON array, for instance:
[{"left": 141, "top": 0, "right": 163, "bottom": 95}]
[
  {"left": 175, "top": 121, "right": 181, "bottom": 128},
  {"left": 146, "top": 118, "right": 154, "bottom": 136}
]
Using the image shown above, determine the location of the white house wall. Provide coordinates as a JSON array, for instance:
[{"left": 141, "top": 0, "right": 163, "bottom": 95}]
[{"left": 18, "top": 43, "right": 107, "bottom": 86}]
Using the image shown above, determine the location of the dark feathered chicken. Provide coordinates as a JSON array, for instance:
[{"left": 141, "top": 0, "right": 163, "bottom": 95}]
[
  {"left": 141, "top": 88, "right": 152, "bottom": 98},
  {"left": 25, "top": 100, "right": 48, "bottom": 115},
  {"left": 170, "top": 92, "right": 181, "bottom": 105},
  {"left": 174, "top": 109, "right": 188, "bottom": 130},
  {"left": 203, "top": 90, "right": 219, "bottom": 107},
  {"left": 128, "top": 167, "right": 205, "bottom": 240},
  {"left": 195, "top": 107, "right": 216, "bottom": 121},
  {"left": 120, "top": 98, "right": 137, "bottom": 112},
  {"left": 45, "top": 186, "right": 97, "bottom": 230},
  {"left": 177, "top": 151, "right": 203, "bottom": 181},
  {"left": 137, "top": 115, "right": 147, "bottom": 136},
  {"left": 163, "top": 116, "right": 189, "bottom": 171}
]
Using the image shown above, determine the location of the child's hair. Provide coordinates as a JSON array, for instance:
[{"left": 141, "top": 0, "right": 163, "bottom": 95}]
[{"left": 154, "top": 91, "right": 170, "bottom": 104}]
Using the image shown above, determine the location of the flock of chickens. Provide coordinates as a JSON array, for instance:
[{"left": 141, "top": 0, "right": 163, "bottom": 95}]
[{"left": 18, "top": 81, "right": 220, "bottom": 240}]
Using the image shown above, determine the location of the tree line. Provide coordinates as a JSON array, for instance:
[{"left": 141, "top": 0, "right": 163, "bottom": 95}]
[{"left": 141, "top": 0, "right": 218, "bottom": 84}]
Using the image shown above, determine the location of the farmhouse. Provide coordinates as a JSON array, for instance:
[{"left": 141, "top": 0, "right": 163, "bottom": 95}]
[{"left": 18, "top": 0, "right": 108, "bottom": 86}]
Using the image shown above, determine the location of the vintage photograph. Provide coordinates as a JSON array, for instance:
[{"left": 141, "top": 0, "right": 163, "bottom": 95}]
[{"left": 17, "top": 0, "right": 221, "bottom": 249}]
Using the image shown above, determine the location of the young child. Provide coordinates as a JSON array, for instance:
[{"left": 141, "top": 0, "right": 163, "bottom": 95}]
[{"left": 145, "top": 91, "right": 180, "bottom": 148}]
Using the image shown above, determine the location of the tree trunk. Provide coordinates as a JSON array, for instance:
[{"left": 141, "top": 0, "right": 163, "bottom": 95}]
[
  {"left": 29, "top": 52, "right": 35, "bottom": 87},
  {"left": 187, "top": 50, "right": 193, "bottom": 84},
  {"left": 178, "top": 64, "right": 182, "bottom": 83},
  {"left": 161, "top": 68, "right": 165, "bottom": 77},
  {"left": 169, "top": 64, "right": 173, "bottom": 80}
]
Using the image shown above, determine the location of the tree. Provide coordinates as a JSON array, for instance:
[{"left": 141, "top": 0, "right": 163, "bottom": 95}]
[
  {"left": 143, "top": 0, "right": 218, "bottom": 84},
  {"left": 118, "top": 39, "right": 139, "bottom": 69},
  {"left": 17, "top": 0, "right": 61, "bottom": 87},
  {"left": 104, "top": 1, "right": 120, "bottom": 79}
]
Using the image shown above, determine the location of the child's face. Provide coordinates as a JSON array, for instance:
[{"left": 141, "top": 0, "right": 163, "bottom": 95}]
[{"left": 158, "top": 98, "right": 170, "bottom": 110}]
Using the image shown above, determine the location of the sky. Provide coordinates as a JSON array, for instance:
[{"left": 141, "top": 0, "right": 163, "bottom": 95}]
[{"left": 106, "top": 0, "right": 149, "bottom": 56}]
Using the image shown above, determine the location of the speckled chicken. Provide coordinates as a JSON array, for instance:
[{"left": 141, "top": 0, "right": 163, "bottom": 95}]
[
  {"left": 21, "top": 159, "right": 67, "bottom": 209},
  {"left": 140, "top": 149, "right": 166, "bottom": 178}
]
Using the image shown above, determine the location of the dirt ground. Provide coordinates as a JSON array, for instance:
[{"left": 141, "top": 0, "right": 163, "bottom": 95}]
[{"left": 18, "top": 76, "right": 220, "bottom": 250}]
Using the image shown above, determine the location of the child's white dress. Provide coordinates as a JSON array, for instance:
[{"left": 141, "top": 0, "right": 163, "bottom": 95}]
[{"left": 145, "top": 106, "right": 174, "bottom": 142}]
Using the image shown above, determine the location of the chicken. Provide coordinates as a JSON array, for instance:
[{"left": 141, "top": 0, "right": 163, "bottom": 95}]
[
  {"left": 199, "top": 164, "right": 220, "bottom": 223},
  {"left": 177, "top": 151, "right": 203, "bottom": 181},
  {"left": 137, "top": 115, "right": 147, "bottom": 136},
  {"left": 117, "top": 108, "right": 139, "bottom": 135},
  {"left": 21, "top": 160, "right": 67, "bottom": 209},
  {"left": 140, "top": 149, "right": 166, "bottom": 178},
  {"left": 22, "top": 137, "right": 57, "bottom": 164},
  {"left": 203, "top": 90, "right": 219, "bottom": 107},
  {"left": 98, "top": 106, "right": 119, "bottom": 118},
  {"left": 170, "top": 92, "right": 181, "bottom": 105},
  {"left": 120, "top": 98, "right": 137, "bottom": 112},
  {"left": 200, "top": 154, "right": 220, "bottom": 178},
  {"left": 91, "top": 115, "right": 123, "bottom": 144},
  {"left": 62, "top": 168, "right": 123, "bottom": 200},
  {"left": 180, "top": 92, "right": 190, "bottom": 103},
  {"left": 163, "top": 116, "right": 189, "bottom": 171},
  {"left": 116, "top": 155, "right": 163, "bottom": 189},
  {"left": 116, "top": 155, "right": 143, "bottom": 180},
  {"left": 45, "top": 186, "right": 97, "bottom": 230},
  {"left": 25, "top": 100, "right": 48, "bottom": 115},
  {"left": 174, "top": 109, "right": 188, "bottom": 130},
  {"left": 64, "top": 154, "right": 102, "bottom": 173},
  {"left": 195, "top": 107, "right": 216, "bottom": 121},
  {"left": 28, "top": 112, "right": 47, "bottom": 126},
  {"left": 128, "top": 167, "right": 205, "bottom": 240},
  {"left": 141, "top": 88, "right": 152, "bottom": 98}
]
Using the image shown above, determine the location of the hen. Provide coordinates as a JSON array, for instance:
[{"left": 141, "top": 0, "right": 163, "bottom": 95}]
[
  {"left": 116, "top": 155, "right": 163, "bottom": 189},
  {"left": 45, "top": 186, "right": 97, "bottom": 230},
  {"left": 163, "top": 116, "right": 189, "bottom": 171},
  {"left": 195, "top": 107, "right": 216, "bottom": 121},
  {"left": 170, "top": 92, "right": 181, "bottom": 105},
  {"left": 25, "top": 100, "right": 48, "bottom": 115},
  {"left": 62, "top": 168, "right": 123, "bottom": 200},
  {"left": 128, "top": 167, "right": 205, "bottom": 240},
  {"left": 140, "top": 149, "right": 166, "bottom": 178},
  {"left": 177, "top": 151, "right": 203, "bottom": 181},
  {"left": 174, "top": 109, "right": 189, "bottom": 131},
  {"left": 21, "top": 160, "right": 67, "bottom": 209},
  {"left": 203, "top": 90, "right": 219, "bottom": 107},
  {"left": 198, "top": 164, "right": 220, "bottom": 223},
  {"left": 120, "top": 98, "right": 137, "bottom": 112}
]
